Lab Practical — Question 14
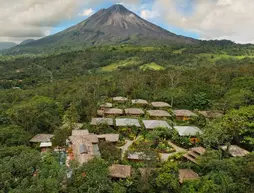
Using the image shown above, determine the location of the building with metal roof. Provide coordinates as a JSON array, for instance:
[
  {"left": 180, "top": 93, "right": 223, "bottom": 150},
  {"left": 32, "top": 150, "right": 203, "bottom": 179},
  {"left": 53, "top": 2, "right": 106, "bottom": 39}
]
[
  {"left": 142, "top": 120, "right": 172, "bottom": 130},
  {"left": 90, "top": 118, "right": 114, "bottom": 126},
  {"left": 174, "top": 126, "right": 202, "bottom": 136},
  {"left": 115, "top": 118, "right": 141, "bottom": 127}
]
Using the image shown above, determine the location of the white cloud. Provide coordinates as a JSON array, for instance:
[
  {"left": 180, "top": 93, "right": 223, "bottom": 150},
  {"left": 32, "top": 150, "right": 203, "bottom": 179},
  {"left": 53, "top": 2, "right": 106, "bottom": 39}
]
[
  {"left": 79, "top": 8, "right": 94, "bottom": 17},
  {"left": 140, "top": 9, "right": 159, "bottom": 19},
  {"left": 153, "top": 0, "right": 254, "bottom": 43}
]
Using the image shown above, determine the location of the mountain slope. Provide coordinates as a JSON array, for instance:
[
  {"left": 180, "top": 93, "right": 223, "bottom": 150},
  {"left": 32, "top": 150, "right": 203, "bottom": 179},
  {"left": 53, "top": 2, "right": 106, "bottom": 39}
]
[
  {"left": 0, "top": 42, "right": 16, "bottom": 51},
  {"left": 7, "top": 4, "right": 198, "bottom": 54}
]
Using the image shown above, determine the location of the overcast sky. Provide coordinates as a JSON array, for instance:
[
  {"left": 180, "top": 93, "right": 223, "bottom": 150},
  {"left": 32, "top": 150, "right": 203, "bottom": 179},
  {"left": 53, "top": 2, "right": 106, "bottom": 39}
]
[{"left": 1, "top": 0, "right": 254, "bottom": 43}]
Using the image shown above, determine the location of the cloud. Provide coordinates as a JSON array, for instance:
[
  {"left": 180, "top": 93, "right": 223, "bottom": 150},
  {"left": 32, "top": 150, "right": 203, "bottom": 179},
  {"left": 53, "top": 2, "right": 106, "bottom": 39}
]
[
  {"left": 140, "top": 9, "right": 159, "bottom": 19},
  {"left": 79, "top": 8, "right": 95, "bottom": 17},
  {"left": 153, "top": 0, "right": 254, "bottom": 43}
]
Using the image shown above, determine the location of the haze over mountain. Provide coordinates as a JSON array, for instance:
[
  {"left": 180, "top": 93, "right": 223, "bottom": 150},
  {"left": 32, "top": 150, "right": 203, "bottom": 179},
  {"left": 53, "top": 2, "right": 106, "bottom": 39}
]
[
  {"left": 0, "top": 42, "right": 16, "bottom": 51},
  {"left": 7, "top": 4, "right": 197, "bottom": 54}
]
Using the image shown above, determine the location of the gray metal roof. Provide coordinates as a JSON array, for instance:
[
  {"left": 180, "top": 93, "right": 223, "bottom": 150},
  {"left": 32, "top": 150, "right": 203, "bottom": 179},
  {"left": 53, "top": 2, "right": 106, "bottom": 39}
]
[
  {"left": 174, "top": 126, "right": 202, "bottom": 136},
  {"left": 116, "top": 118, "right": 141, "bottom": 127},
  {"left": 143, "top": 120, "right": 171, "bottom": 129},
  {"left": 90, "top": 118, "right": 114, "bottom": 126},
  {"left": 29, "top": 134, "right": 54, "bottom": 143},
  {"left": 151, "top": 102, "right": 171, "bottom": 108},
  {"left": 220, "top": 145, "right": 250, "bottom": 157},
  {"left": 125, "top": 108, "right": 145, "bottom": 115},
  {"left": 79, "top": 144, "right": 88, "bottom": 154},
  {"left": 131, "top": 99, "right": 149, "bottom": 105}
]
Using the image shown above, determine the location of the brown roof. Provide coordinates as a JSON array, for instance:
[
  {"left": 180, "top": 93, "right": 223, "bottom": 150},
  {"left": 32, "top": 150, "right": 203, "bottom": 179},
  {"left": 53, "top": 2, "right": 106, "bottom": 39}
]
[
  {"left": 29, "top": 134, "right": 54, "bottom": 143},
  {"left": 100, "top": 103, "right": 113, "bottom": 108},
  {"left": 104, "top": 108, "right": 123, "bottom": 115},
  {"left": 151, "top": 102, "right": 171, "bottom": 108},
  {"left": 125, "top": 108, "right": 145, "bottom": 115},
  {"left": 113, "top": 97, "right": 128, "bottom": 102},
  {"left": 69, "top": 131, "right": 100, "bottom": 164},
  {"left": 147, "top": 110, "right": 171, "bottom": 117},
  {"left": 220, "top": 145, "right": 250, "bottom": 157},
  {"left": 179, "top": 169, "right": 199, "bottom": 183},
  {"left": 97, "top": 134, "right": 119, "bottom": 142},
  {"left": 198, "top": 111, "right": 223, "bottom": 118},
  {"left": 131, "top": 99, "right": 149, "bottom": 105},
  {"left": 108, "top": 164, "right": 132, "bottom": 178},
  {"left": 173, "top": 110, "right": 198, "bottom": 117},
  {"left": 71, "top": 130, "right": 89, "bottom": 136}
]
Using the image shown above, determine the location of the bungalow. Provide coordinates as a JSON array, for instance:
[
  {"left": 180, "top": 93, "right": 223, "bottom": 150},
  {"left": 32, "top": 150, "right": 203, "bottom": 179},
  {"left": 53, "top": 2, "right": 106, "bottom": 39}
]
[
  {"left": 151, "top": 102, "right": 171, "bottom": 108},
  {"left": 104, "top": 108, "right": 124, "bottom": 116},
  {"left": 30, "top": 134, "right": 54, "bottom": 143},
  {"left": 113, "top": 96, "right": 128, "bottom": 103},
  {"left": 108, "top": 164, "right": 132, "bottom": 179},
  {"left": 220, "top": 145, "right": 250, "bottom": 157},
  {"left": 131, "top": 99, "right": 149, "bottom": 106},
  {"left": 69, "top": 130, "right": 100, "bottom": 164},
  {"left": 174, "top": 126, "right": 202, "bottom": 137},
  {"left": 142, "top": 120, "right": 172, "bottom": 130},
  {"left": 179, "top": 169, "right": 200, "bottom": 184},
  {"left": 147, "top": 110, "right": 171, "bottom": 118},
  {"left": 125, "top": 108, "right": 145, "bottom": 116},
  {"left": 97, "top": 134, "right": 119, "bottom": 143},
  {"left": 100, "top": 102, "right": 113, "bottom": 109},
  {"left": 115, "top": 118, "right": 141, "bottom": 127},
  {"left": 198, "top": 111, "right": 223, "bottom": 119},
  {"left": 173, "top": 110, "right": 198, "bottom": 121},
  {"left": 30, "top": 134, "right": 54, "bottom": 152},
  {"left": 90, "top": 118, "right": 114, "bottom": 126}
]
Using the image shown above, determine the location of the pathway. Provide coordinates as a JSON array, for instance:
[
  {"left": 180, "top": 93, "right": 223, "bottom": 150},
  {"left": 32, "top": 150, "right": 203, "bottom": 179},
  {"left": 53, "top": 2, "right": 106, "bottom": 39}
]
[
  {"left": 119, "top": 140, "right": 134, "bottom": 159},
  {"left": 160, "top": 141, "right": 187, "bottom": 162}
]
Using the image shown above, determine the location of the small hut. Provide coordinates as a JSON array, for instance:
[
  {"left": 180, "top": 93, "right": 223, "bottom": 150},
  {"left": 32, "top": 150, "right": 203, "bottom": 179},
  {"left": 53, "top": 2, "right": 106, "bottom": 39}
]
[
  {"left": 198, "top": 111, "right": 223, "bottom": 119},
  {"left": 104, "top": 108, "right": 124, "bottom": 116},
  {"left": 113, "top": 97, "right": 128, "bottom": 103},
  {"left": 100, "top": 103, "right": 113, "bottom": 108},
  {"left": 125, "top": 108, "right": 145, "bottom": 116},
  {"left": 97, "top": 134, "right": 119, "bottom": 143},
  {"left": 30, "top": 134, "right": 54, "bottom": 143},
  {"left": 131, "top": 99, "right": 149, "bottom": 106},
  {"left": 108, "top": 164, "right": 132, "bottom": 179},
  {"left": 143, "top": 120, "right": 171, "bottom": 130},
  {"left": 179, "top": 169, "right": 199, "bottom": 184},
  {"left": 147, "top": 110, "right": 171, "bottom": 118},
  {"left": 173, "top": 110, "right": 198, "bottom": 121},
  {"left": 116, "top": 118, "right": 141, "bottom": 127},
  {"left": 151, "top": 102, "right": 171, "bottom": 108},
  {"left": 127, "top": 152, "right": 151, "bottom": 161},
  {"left": 174, "top": 126, "right": 202, "bottom": 137},
  {"left": 90, "top": 118, "right": 114, "bottom": 126},
  {"left": 220, "top": 145, "right": 250, "bottom": 157}
]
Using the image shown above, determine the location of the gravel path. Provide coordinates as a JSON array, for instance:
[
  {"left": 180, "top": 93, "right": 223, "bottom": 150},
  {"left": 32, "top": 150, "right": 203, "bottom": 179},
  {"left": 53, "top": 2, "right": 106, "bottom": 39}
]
[{"left": 119, "top": 140, "right": 134, "bottom": 159}]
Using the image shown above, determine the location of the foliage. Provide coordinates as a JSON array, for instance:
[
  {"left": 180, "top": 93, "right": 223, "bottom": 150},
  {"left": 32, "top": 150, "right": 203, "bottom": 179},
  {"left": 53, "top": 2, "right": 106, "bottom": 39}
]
[
  {"left": 7, "top": 96, "right": 63, "bottom": 134},
  {"left": 98, "top": 141, "right": 121, "bottom": 163}
]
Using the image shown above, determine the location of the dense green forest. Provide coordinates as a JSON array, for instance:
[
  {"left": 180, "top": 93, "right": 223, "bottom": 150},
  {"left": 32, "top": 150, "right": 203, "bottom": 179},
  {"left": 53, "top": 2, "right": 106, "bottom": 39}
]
[{"left": 0, "top": 42, "right": 254, "bottom": 193}]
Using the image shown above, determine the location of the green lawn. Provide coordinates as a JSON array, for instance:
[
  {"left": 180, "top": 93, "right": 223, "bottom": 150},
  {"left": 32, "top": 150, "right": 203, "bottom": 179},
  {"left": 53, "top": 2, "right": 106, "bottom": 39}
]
[{"left": 140, "top": 62, "right": 165, "bottom": 71}]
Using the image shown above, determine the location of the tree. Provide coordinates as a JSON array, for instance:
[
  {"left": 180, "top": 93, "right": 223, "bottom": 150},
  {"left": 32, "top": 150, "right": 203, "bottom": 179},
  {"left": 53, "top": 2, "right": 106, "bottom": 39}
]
[
  {"left": 7, "top": 96, "right": 63, "bottom": 134},
  {"left": 155, "top": 162, "right": 179, "bottom": 193}
]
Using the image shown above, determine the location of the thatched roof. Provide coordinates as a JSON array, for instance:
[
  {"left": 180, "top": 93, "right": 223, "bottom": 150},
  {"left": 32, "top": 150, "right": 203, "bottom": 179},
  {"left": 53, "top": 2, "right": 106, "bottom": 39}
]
[
  {"left": 104, "top": 108, "right": 123, "bottom": 115},
  {"left": 151, "top": 102, "right": 171, "bottom": 108},
  {"left": 127, "top": 152, "right": 151, "bottom": 160},
  {"left": 113, "top": 96, "right": 128, "bottom": 102},
  {"left": 143, "top": 120, "right": 171, "bottom": 129},
  {"left": 173, "top": 110, "right": 198, "bottom": 117},
  {"left": 220, "top": 145, "right": 250, "bottom": 157},
  {"left": 147, "top": 110, "right": 171, "bottom": 117},
  {"left": 71, "top": 130, "right": 89, "bottom": 136},
  {"left": 125, "top": 108, "right": 145, "bottom": 115},
  {"left": 108, "top": 164, "right": 132, "bottom": 178},
  {"left": 198, "top": 111, "right": 223, "bottom": 118},
  {"left": 69, "top": 131, "right": 100, "bottom": 164},
  {"left": 97, "top": 134, "right": 119, "bottom": 142},
  {"left": 90, "top": 118, "right": 114, "bottom": 126},
  {"left": 116, "top": 118, "right": 141, "bottom": 127},
  {"left": 179, "top": 169, "right": 199, "bottom": 183},
  {"left": 174, "top": 126, "right": 202, "bottom": 136},
  {"left": 131, "top": 99, "right": 149, "bottom": 105},
  {"left": 30, "top": 134, "right": 54, "bottom": 143},
  {"left": 100, "top": 103, "right": 113, "bottom": 108}
]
